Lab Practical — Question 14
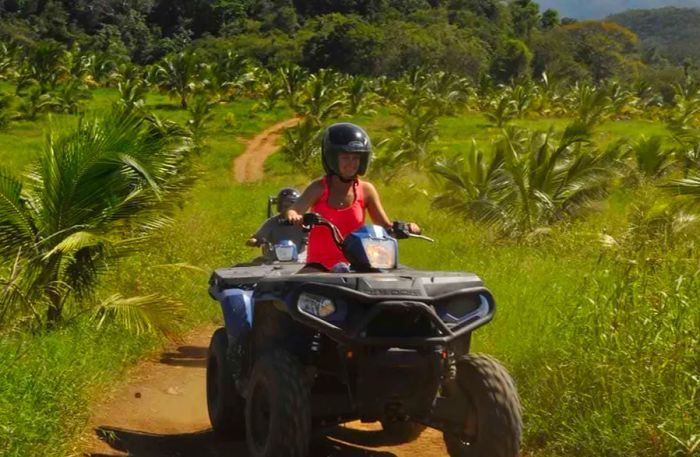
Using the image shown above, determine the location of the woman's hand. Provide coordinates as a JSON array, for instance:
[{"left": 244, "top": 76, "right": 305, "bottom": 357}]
[
  {"left": 286, "top": 209, "right": 303, "bottom": 226},
  {"left": 408, "top": 222, "right": 421, "bottom": 235}
]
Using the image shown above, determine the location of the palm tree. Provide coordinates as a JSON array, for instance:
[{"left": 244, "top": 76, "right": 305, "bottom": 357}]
[
  {"left": 344, "top": 75, "right": 379, "bottom": 116},
  {"left": 431, "top": 141, "right": 507, "bottom": 223},
  {"left": 431, "top": 126, "right": 625, "bottom": 235},
  {"left": 564, "top": 82, "right": 614, "bottom": 131},
  {"left": 0, "top": 109, "right": 194, "bottom": 330},
  {"left": 187, "top": 92, "right": 217, "bottom": 154},
  {"left": 280, "top": 118, "right": 323, "bottom": 176},
  {"left": 485, "top": 92, "right": 517, "bottom": 127},
  {"left": 0, "top": 93, "right": 15, "bottom": 130},
  {"left": 662, "top": 175, "right": 700, "bottom": 210},
  {"left": 252, "top": 67, "right": 284, "bottom": 112},
  {"left": 53, "top": 79, "right": 92, "bottom": 114},
  {"left": 631, "top": 135, "right": 675, "bottom": 180},
  {"left": 298, "top": 69, "right": 346, "bottom": 124},
  {"left": 278, "top": 64, "right": 309, "bottom": 110},
  {"left": 154, "top": 51, "right": 205, "bottom": 109}
]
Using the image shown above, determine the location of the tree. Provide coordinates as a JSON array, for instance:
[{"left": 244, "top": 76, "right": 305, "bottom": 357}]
[
  {"left": 491, "top": 39, "right": 532, "bottom": 83},
  {"left": 154, "top": 50, "right": 206, "bottom": 109},
  {"left": 432, "top": 125, "right": 626, "bottom": 235},
  {"left": 509, "top": 0, "right": 540, "bottom": 40},
  {"left": 0, "top": 109, "right": 195, "bottom": 330},
  {"left": 539, "top": 8, "right": 558, "bottom": 29}
]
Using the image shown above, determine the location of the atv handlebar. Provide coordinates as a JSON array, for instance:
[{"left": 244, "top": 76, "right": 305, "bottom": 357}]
[{"left": 300, "top": 213, "right": 432, "bottom": 247}]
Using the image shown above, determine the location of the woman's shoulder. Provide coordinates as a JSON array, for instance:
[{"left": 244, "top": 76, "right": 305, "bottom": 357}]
[{"left": 359, "top": 179, "right": 378, "bottom": 195}]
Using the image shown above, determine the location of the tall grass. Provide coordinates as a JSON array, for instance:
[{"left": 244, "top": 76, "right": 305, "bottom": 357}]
[
  {"left": 0, "top": 323, "right": 157, "bottom": 457},
  {"left": 386, "top": 183, "right": 699, "bottom": 457}
]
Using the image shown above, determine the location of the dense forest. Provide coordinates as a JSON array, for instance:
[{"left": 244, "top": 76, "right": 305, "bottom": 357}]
[
  {"left": 609, "top": 6, "right": 700, "bottom": 65},
  {"left": 0, "top": 0, "right": 697, "bottom": 90}
]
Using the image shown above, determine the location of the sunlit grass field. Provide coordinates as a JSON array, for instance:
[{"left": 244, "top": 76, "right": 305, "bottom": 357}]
[{"left": 0, "top": 89, "right": 697, "bottom": 457}]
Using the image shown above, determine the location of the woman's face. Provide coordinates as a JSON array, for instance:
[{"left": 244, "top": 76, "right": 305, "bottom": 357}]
[{"left": 338, "top": 152, "right": 361, "bottom": 179}]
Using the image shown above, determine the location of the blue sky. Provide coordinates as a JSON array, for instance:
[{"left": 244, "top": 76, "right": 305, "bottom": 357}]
[{"left": 536, "top": 0, "right": 700, "bottom": 19}]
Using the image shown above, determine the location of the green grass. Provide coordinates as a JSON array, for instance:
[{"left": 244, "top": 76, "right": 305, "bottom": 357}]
[
  {"left": 0, "top": 322, "right": 158, "bottom": 457},
  {"left": 0, "top": 88, "right": 697, "bottom": 457}
]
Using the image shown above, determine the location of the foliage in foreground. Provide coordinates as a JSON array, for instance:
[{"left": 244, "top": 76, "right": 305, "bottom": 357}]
[{"left": 0, "top": 108, "right": 194, "bottom": 331}]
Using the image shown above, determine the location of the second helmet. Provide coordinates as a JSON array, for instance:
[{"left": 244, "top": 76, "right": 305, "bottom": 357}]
[
  {"left": 322, "top": 123, "right": 371, "bottom": 177},
  {"left": 276, "top": 187, "right": 300, "bottom": 213}
]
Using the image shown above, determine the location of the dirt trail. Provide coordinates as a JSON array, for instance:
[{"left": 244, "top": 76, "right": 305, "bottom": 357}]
[
  {"left": 82, "top": 324, "right": 449, "bottom": 457},
  {"left": 232, "top": 117, "right": 301, "bottom": 183}
]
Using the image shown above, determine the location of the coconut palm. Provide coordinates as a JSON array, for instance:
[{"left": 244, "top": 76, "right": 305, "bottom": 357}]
[
  {"left": 424, "top": 71, "right": 473, "bottom": 116},
  {"left": 16, "top": 85, "right": 60, "bottom": 120},
  {"left": 431, "top": 126, "right": 625, "bottom": 235},
  {"left": 16, "top": 41, "right": 70, "bottom": 94},
  {"left": 485, "top": 93, "right": 518, "bottom": 127},
  {"left": 631, "top": 135, "right": 675, "bottom": 180},
  {"left": 0, "top": 42, "right": 18, "bottom": 81},
  {"left": 278, "top": 63, "right": 309, "bottom": 110},
  {"left": 154, "top": 51, "right": 207, "bottom": 109},
  {"left": 53, "top": 79, "right": 92, "bottom": 114},
  {"left": 280, "top": 118, "right": 323, "bottom": 176},
  {"left": 564, "top": 82, "right": 614, "bottom": 131},
  {"left": 672, "top": 133, "right": 700, "bottom": 176},
  {"left": 0, "top": 93, "right": 15, "bottom": 130},
  {"left": 187, "top": 92, "right": 217, "bottom": 154},
  {"left": 431, "top": 141, "right": 507, "bottom": 223},
  {"left": 392, "top": 109, "right": 440, "bottom": 169},
  {"left": 298, "top": 69, "right": 346, "bottom": 124},
  {"left": 344, "top": 75, "right": 379, "bottom": 116},
  {"left": 0, "top": 109, "right": 194, "bottom": 331},
  {"left": 662, "top": 175, "right": 700, "bottom": 210},
  {"left": 252, "top": 67, "right": 284, "bottom": 112}
]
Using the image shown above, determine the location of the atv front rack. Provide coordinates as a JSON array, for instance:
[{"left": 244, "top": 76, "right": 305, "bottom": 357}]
[{"left": 286, "top": 282, "right": 495, "bottom": 347}]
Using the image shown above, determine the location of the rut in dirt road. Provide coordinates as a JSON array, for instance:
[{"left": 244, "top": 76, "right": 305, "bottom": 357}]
[
  {"left": 232, "top": 117, "right": 301, "bottom": 183},
  {"left": 82, "top": 326, "right": 449, "bottom": 457}
]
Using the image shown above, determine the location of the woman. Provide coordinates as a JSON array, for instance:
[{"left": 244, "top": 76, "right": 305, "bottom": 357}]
[{"left": 285, "top": 122, "right": 420, "bottom": 270}]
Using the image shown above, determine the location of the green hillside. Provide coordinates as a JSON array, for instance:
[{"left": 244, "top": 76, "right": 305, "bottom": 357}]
[{"left": 609, "top": 7, "right": 700, "bottom": 64}]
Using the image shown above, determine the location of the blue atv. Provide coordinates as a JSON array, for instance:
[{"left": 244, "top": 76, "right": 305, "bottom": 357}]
[{"left": 206, "top": 213, "right": 522, "bottom": 457}]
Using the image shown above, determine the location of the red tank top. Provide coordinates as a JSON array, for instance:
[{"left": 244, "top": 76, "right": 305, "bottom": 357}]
[{"left": 307, "top": 176, "right": 365, "bottom": 269}]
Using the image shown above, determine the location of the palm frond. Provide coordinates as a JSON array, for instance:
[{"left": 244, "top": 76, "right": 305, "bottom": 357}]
[
  {"left": 0, "top": 168, "right": 36, "bottom": 258},
  {"left": 92, "top": 293, "right": 186, "bottom": 336}
]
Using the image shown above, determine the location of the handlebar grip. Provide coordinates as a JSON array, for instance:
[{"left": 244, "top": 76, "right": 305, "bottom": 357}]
[
  {"left": 302, "top": 212, "right": 322, "bottom": 226},
  {"left": 391, "top": 221, "right": 411, "bottom": 239}
]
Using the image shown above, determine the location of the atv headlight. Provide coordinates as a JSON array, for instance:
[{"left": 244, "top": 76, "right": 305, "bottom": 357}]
[
  {"left": 297, "top": 293, "right": 336, "bottom": 318},
  {"left": 360, "top": 238, "right": 396, "bottom": 269}
]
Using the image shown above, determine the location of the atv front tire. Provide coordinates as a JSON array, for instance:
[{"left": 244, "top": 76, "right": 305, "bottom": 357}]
[
  {"left": 245, "top": 350, "right": 311, "bottom": 457},
  {"left": 443, "top": 354, "right": 522, "bottom": 457},
  {"left": 206, "top": 328, "right": 245, "bottom": 439}
]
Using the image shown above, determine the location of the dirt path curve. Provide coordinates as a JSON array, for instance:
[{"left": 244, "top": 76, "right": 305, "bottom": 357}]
[
  {"left": 232, "top": 117, "right": 301, "bottom": 183},
  {"left": 82, "top": 324, "right": 449, "bottom": 457}
]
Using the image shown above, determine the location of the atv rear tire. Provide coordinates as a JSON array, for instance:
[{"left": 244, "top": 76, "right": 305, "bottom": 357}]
[
  {"left": 206, "top": 328, "right": 245, "bottom": 439},
  {"left": 245, "top": 350, "right": 311, "bottom": 457},
  {"left": 380, "top": 420, "right": 426, "bottom": 443},
  {"left": 443, "top": 354, "right": 522, "bottom": 457}
]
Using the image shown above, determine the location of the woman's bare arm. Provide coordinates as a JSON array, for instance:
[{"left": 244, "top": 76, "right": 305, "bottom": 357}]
[
  {"left": 285, "top": 179, "right": 324, "bottom": 224},
  {"left": 363, "top": 181, "right": 392, "bottom": 228}
]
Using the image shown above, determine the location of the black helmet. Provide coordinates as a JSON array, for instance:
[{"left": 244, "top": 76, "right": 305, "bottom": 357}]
[
  {"left": 276, "top": 187, "right": 300, "bottom": 213},
  {"left": 322, "top": 123, "right": 371, "bottom": 178}
]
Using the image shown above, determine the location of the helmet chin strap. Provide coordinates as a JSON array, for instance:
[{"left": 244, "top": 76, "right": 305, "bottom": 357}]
[
  {"left": 329, "top": 172, "right": 357, "bottom": 184},
  {"left": 338, "top": 175, "right": 357, "bottom": 184}
]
